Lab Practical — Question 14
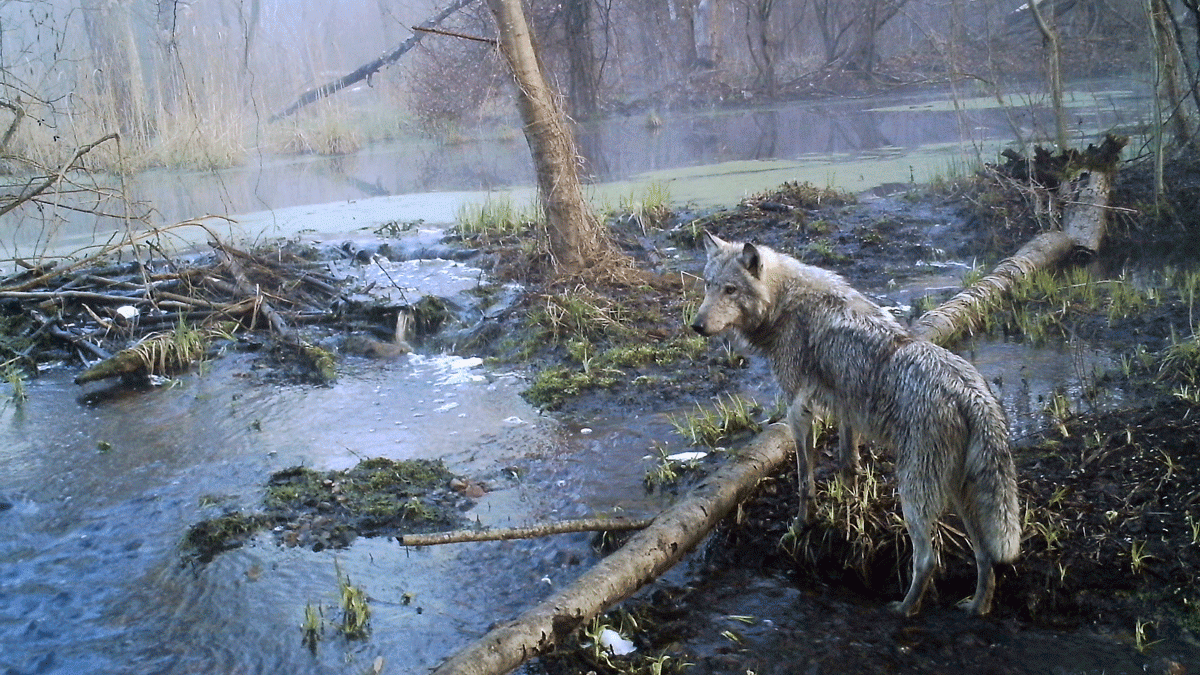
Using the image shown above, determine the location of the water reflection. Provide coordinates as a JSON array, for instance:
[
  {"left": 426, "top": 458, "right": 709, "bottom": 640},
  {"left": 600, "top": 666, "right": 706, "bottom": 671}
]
[{"left": 1, "top": 81, "right": 1149, "bottom": 262}]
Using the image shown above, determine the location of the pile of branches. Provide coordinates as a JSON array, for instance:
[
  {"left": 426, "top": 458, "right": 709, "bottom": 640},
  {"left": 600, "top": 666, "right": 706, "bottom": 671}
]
[{"left": 0, "top": 225, "right": 348, "bottom": 386}]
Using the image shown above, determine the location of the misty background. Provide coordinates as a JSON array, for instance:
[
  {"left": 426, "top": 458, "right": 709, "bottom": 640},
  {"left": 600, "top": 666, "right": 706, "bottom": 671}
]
[{"left": 0, "top": 0, "right": 1168, "bottom": 255}]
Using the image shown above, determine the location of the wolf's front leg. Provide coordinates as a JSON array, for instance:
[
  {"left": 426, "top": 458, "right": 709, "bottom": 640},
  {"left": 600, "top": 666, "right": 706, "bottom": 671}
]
[
  {"left": 837, "top": 422, "right": 860, "bottom": 476},
  {"left": 788, "top": 400, "right": 817, "bottom": 529}
]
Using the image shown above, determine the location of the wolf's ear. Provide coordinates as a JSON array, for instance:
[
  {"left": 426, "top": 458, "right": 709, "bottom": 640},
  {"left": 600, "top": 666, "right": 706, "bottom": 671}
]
[
  {"left": 739, "top": 243, "right": 761, "bottom": 278},
  {"left": 702, "top": 231, "right": 726, "bottom": 257}
]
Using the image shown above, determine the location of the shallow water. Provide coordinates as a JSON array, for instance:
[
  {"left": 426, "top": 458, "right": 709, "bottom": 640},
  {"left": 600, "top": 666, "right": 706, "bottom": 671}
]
[
  {"left": 2, "top": 80, "right": 1149, "bottom": 260},
  {"left": 0, "top": 353, "right": 686, "bottom": 675}
]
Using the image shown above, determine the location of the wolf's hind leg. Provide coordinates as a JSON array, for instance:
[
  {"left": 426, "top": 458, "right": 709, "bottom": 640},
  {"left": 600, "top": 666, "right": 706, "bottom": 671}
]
[
  {"left": 957, "top": 510, "right": 998, "bottom": 615},
  {"left": 892, "top": 502, "right": 938, "bottom": 616},
  {"left": 788, "top": 401, "right": 817, "bottom": 528}
]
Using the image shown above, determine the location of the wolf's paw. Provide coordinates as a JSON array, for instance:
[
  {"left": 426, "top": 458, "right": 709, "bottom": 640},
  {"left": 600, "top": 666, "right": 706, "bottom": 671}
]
[
  {"left": 955, "top": 597, "right": 991, "bottom": 616},
  {"left": 787, "top": 515, "right": 815, "bottom": 535},
  {"left": 887, "top": 600, "right": 918, "bottom": 617}
]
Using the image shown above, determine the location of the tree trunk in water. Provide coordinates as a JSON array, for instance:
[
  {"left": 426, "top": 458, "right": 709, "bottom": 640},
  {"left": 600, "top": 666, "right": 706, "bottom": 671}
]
[
  {"left": 429, "top": 424, "right": 796, "bottom": 675},
  {"left": 487, "top": 0, "right": 617, "bottom": 275}
]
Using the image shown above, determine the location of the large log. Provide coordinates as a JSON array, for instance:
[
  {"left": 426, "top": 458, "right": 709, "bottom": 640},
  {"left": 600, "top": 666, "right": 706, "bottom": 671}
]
[
  {"left": 429, "top": 424, "right": 795, "bottom": 675},
  {"left": 268, "top": 0, "right": 478, "bottom": 122}
]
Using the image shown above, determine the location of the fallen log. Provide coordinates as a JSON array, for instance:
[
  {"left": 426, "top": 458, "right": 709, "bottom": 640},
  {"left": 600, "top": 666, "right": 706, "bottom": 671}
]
[
  {"left": 914, "top": 134, "right": 1127, "bottom": 344},
  {"left": 429, "top": 424, "right": 794, "bottom": 675},
  {"left": 268, "top": 0, "right": 478, "bottom": 122}
]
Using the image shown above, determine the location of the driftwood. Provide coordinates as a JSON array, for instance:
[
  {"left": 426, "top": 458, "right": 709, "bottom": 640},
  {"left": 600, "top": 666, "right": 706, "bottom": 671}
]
[
  {"left": 431, "top": 136, "right": 1128, "bottom": 675},
  {"left": 400, "top": 516, "right": 653, "bottom": 547},
  {"left": 429, "top": 424, "right": 794, "bottom": 675},
  {"left": 268, "top": 0, "right": 478, "bottom": 122}
]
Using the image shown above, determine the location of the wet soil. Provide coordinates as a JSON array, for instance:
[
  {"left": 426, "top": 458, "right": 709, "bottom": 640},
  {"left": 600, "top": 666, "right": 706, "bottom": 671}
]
[{"left": 182, "top": 458, "right": 472, "bottom": 563}]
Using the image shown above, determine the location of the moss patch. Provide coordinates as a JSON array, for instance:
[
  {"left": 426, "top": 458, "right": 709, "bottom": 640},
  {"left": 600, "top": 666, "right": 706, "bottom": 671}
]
[{"left": 184, "top": 458, "right": 467, "bottom": 562}]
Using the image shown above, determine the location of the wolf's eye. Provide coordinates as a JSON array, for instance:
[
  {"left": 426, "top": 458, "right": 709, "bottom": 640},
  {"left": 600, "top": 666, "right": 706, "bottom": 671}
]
[{"left": 723, "top": 284, "right": 737, "bottom": 295}]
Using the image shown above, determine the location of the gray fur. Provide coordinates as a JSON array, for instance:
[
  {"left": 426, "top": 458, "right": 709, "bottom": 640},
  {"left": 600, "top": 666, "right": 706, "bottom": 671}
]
[{"left": 691, "top": 232, "right": 1020, "bottom": 616}]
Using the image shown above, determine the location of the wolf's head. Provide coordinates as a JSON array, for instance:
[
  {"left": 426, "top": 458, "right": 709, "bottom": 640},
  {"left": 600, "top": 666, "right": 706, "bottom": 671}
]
[{"left": 690, "top": 231, "right": 771, "bottom": 337}]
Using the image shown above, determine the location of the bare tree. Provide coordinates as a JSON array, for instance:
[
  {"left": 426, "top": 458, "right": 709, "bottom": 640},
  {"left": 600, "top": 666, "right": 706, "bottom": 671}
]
[
  {"left": 1028, "top": 0, "right": 1068, "bottom": 150},
  {"left": 486, "top": 0, "right": 621, "bottom": 275},
  {"left": 739, "top": 0, "right": 781, "bottom": 96},
  {"left": 563, "top": 0, "right": 601, "bottom": 119},
  {"left": 693, "top": 0, "right": 722, "bottom": 68},
  {"left": 813, "top": 0, "right": 908, "bottom": 73}
]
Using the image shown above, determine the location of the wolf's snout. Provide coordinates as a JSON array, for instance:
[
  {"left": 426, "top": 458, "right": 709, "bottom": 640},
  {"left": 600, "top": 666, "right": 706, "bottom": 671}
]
[{"left": 690, "top": 319, "right": 708, "bottom": 336}]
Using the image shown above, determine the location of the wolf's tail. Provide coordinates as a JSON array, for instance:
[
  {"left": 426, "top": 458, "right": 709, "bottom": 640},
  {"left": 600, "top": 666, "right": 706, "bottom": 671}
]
[{"left": 961, "top": 393, "right": 1021, "bottom": 563}]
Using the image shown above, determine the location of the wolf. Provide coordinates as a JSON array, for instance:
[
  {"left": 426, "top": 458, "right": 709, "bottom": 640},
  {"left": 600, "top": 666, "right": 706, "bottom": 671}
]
[{"left": 691, "top": 232, "right": 1020, "bottom": 616}]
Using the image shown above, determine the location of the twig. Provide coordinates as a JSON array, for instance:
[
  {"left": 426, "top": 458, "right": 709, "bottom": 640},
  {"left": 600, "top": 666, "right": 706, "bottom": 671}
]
[
  {"left": 412, "top": 25, "right": 496, "bottom": 44},
  {"left": 400, "top": 517, "right": 653, "bottom": 546},
  {"left": 0, "top": 133, "right": 119, "bottom": 219}
]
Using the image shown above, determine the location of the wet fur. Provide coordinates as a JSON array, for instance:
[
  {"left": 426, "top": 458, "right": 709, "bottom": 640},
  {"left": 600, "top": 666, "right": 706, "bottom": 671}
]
[{"left": 691, "top": 232, "right": 1020, "bottom": 616}]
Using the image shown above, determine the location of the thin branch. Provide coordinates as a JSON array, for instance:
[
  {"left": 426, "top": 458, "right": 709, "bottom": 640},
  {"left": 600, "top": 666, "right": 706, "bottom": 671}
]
[
  {"left": 0, "top": 132, "right": 119, "bottom": 219},
  {"left": 400, "top": 516, "right": 652, "bottom": 546},
  {"left": 412, "top": 25, "right": 495, "bottom": 44}
]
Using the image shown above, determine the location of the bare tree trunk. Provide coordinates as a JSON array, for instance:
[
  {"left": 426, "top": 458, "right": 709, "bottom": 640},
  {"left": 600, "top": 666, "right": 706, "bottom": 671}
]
[
  {"left": 1147, "top": 0, "right": 1195, "bottom": 176},
  {"left": 744, "top": 0, "right": 778, "bottom": 96},
  {"left": 486, "top": 0, "right": 620, "bottom": 275},
  {"left": 564, "top": 0, "right": 600, "bottom": 119},
  {"left": 814, "top": 0, "right": 907, "bottom": 73},
  {"left": 1029, "top": 0, "right": 1068, "bottom": 149},
  {"left": 693, "top": 0, "right": 721, "bottom": 67}
]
